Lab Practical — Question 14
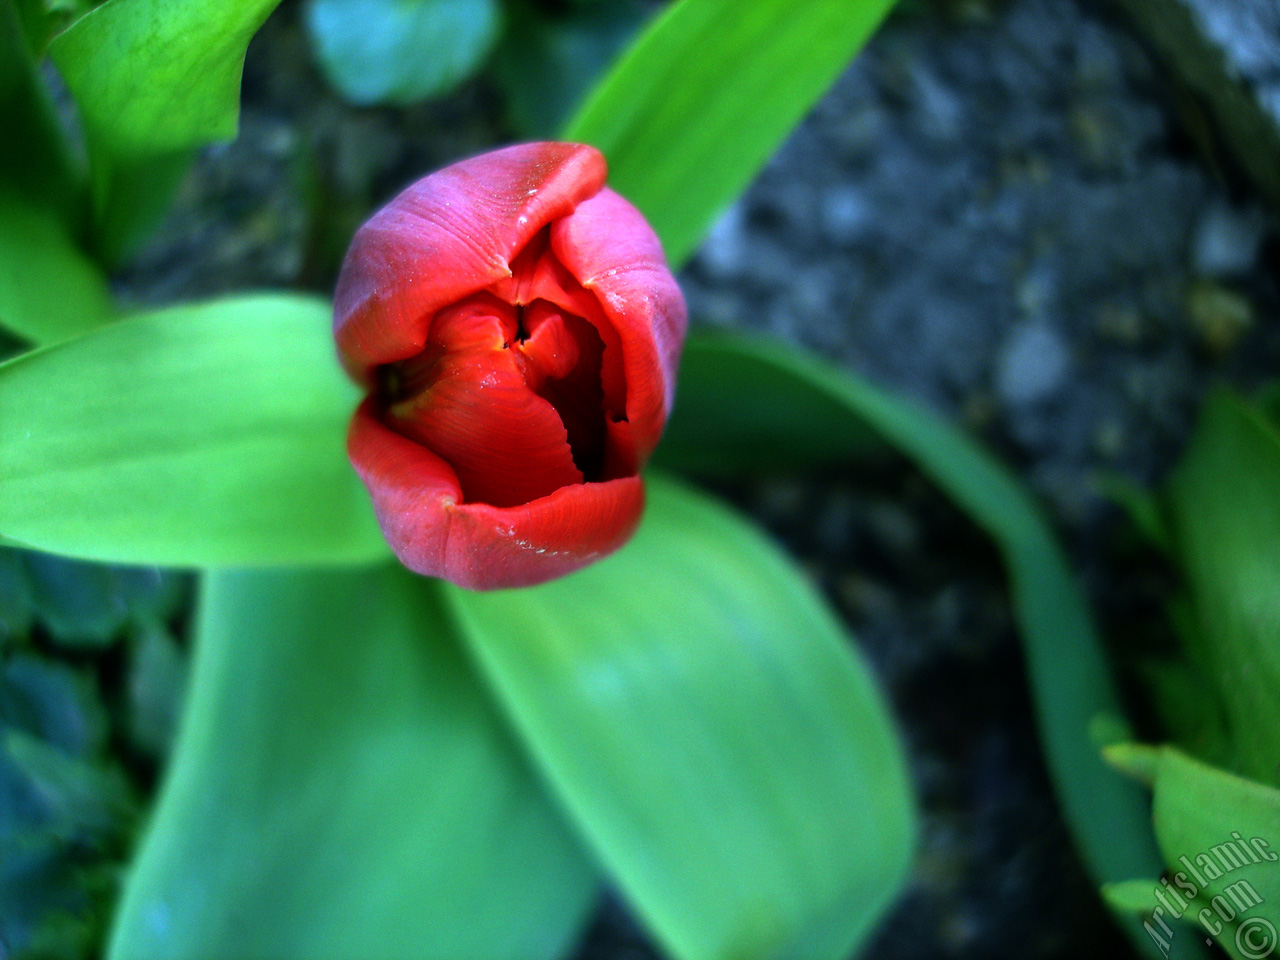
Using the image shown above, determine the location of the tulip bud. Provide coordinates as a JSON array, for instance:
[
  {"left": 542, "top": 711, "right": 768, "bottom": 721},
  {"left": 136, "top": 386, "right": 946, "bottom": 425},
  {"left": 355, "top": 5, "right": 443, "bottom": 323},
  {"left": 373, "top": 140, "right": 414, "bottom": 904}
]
[{"left": 335, "top": 143, "right": 687, "bottom": 589}]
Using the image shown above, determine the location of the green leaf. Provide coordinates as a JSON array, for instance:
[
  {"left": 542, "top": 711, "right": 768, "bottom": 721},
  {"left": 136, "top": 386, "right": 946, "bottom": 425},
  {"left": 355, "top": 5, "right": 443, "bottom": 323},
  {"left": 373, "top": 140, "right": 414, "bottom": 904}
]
[
  {"left": 1256, "top": 381, "right": 1280, "bottom": 429},
  {"left": 0, "top": 1, "right": 104, "bottom": 342},
  {"left": 48, "top": 0, "right": 282, "bottom": 257},
  {"left": 1, "top": 0, "right": 82, "bottom": 222},
  {"left": 0, "top": 547, "right": 35, "bottom": 642},
  {"left": 1102, "top": 878, "right": 1167, "bottom": 915},
  {"left": 1150, "top": 748, "right": 1280, "bottom": 960},
  {"left": 449, "top": 474, "right": 915, "bottom": 960},
  {"left": 563, "top": 0, "right": 897, "bottom": 266},
  {"left": 108, "top": 565, "right": 597, "bottom": 960},
  {"left": 0, "top": 191, "right": 113, "bottom": 346},
  {"left": 0, "top": 294, "right": 386, "bottom": 567},
  {"left": 49, "top": 0, "right": 280, "bottom": 160},
  {"left": 89, "top": 151, "right": 197, "bottom": 268},
  {"left": 306, "top": 0, "right": 501, "bottom": 106},
  {"left": 655, "top": 335, "right": 879, "bottom": 476},
  {"left": 1165, "top": 390, "right": 1280, "bottom": 787},
  {"left": 659, "top": 333, "right": 1166, "bottom": 919},
  {"left": 11, "top": 0, "right": 94, "bottom": 54}
]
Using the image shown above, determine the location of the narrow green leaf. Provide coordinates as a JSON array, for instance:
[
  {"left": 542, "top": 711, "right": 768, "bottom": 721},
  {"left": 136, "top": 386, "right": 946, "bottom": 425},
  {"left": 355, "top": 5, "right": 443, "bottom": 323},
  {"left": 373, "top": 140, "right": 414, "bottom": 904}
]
[
  {"left": 305, "top": 0, "right": 501, "bottom": 106},
  {"left": 1104, "top": 742, "right": 1161, "bottom": 787},
  {"left": 108, "top": 565, "right": 598, "bottom": 960},
  {"left": 450, "top": 475, "right": 915, "bottom": 960},
  {"left": 563, "top": 0, "right": 897, "bottom": 266},
  {"left": 0, "top": 294, "right": 386, "bottom": 567},
  {"left": 1150, "top": 748, "right": 1280, "bottom": 960},
  {"left": 1102, "top": 879, "right": 1168, "bottom": 915},
  {"left": 1256, "top": 381, "right": 1280, "bottom": 429},
  {"left": 0, "top": 190, "right": 113, "bottom": 346},
  {"left": 0, "top": 547, "right": 35, "bottom": 641},
  {"left": 125, "top": 625, "right": 187, "bottom": 761},
  {"left": 655, "top": 337, "right": 879, "bottom": 476},
  {"left": 661, "top": 333, "right": 1166, "bottom": 918},
  {"left": 1165, "top": 390, "right": 1280, "bottom": 787},
  {"left": 1, "top": 0, "right": 82, "bottom": 223},
  {"left": 89, "top": 151, "right": 196, "bottom": 268}
]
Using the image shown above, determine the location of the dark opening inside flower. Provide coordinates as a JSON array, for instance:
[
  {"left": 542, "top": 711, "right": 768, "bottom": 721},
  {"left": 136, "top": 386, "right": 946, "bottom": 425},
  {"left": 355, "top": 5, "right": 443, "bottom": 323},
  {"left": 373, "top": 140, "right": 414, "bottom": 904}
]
[{"left": 334, "top": 143, "right": 687, "bottom": 589}]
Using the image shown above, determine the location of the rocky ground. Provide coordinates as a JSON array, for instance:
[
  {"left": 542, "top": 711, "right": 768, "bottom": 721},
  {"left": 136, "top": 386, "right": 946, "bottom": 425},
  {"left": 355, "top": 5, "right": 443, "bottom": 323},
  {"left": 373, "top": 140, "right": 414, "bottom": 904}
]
[{"left": 6, "top": 0, "right": 1278, "bottom": 955}]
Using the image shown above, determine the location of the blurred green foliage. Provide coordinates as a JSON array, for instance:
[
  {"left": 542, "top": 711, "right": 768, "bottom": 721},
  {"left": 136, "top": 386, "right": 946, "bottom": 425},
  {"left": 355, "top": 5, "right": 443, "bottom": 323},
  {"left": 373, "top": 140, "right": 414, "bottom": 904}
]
[
  {"left": 1101, "top": 387, "right": 1280, "bottom": 956},
  {"left": 0, "top": 548, "right": 188, "bottom": 959},
  {"left": 305, "top": 0, "right": 503, "bottom": 105}
]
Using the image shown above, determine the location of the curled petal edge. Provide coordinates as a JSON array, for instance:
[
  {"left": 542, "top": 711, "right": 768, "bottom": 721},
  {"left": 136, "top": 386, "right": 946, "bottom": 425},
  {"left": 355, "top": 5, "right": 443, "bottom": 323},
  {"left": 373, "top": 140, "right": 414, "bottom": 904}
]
[
  {"left": 348, "top": 399, "right": 645, "bottom": 590},
  {"left": 335, "top": 142, "right": 608, "bottom": 384},
  {"left": 551, "top": 188, "right": 687, "bottom": 461}
]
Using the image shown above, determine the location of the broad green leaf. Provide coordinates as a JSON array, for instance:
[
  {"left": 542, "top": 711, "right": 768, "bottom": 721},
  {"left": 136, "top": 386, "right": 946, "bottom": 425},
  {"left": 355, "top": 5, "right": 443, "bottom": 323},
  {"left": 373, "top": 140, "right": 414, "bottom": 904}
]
[
  {"left": 1165, "top": 391, "right": 1280, "bottom": 787},
  {"left": 659, "top": 334, "right": 1166, "bottom": 920},
  {"left": 563, "top": 0, "right": 897, "bottom": 266},
  {"left": 49, "top": 0, "right": 280, "bottom": 160},
  {"left": 48, "top": 0, "right": 281, "bottom": 257},
  {"left": 108, "top": 565, "right": 598, "bottom": 960},
  {"left": 0, "top": 294, "right": 386, "bottom": 566},
  {"left": 1150, "top": 748, "right": 1280, "bottom": 960},
  {"left": 0, "top": 191, "right": 112, "bottom": 346},
  {"left": 306, "top": 0, "right": 501, "bottom": 106},
  {"left": 450, "top": 475, "right": 915, "bottom": 960}
]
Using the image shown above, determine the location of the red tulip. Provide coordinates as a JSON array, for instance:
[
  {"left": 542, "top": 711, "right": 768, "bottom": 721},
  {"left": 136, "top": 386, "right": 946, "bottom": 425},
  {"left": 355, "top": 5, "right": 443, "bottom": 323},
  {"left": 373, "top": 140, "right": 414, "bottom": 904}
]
[{"left": 335, "top": 143, "right": 687, "bottom": 590}]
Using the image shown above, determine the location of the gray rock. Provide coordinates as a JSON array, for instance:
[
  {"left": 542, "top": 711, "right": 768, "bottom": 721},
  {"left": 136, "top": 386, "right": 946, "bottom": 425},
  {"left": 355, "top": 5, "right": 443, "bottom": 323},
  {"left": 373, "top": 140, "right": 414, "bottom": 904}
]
[
  {"left": 821, "top": 185, "right": 874, "bottom": 244},
  {"left": 996, "top": 322, "right": 1073, "bottom": 405},
  {"left": 1192, "top": 201, "right": 1267, "bottom": 277},
  {"left": 696, "top": 202, "right": 749, "bottom": 281}
]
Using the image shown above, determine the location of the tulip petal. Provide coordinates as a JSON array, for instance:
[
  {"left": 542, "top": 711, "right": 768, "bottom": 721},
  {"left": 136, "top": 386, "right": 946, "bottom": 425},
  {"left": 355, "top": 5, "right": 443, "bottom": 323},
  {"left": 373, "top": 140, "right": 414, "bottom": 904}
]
[
  {"left": 385, "top": 296, "right": 584, "bottom": 508},
  {"left": 349, "top": 400, "right": 644, "bottom": 590},
  {"left": 335, "top": 142, "right": 608, "bottom": 383},
  {"left": 518, "top": 302, "right": 607, "bottom": 481},
  {"left": 551, "top": 188, "right": 687, "bottom": 462}
]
